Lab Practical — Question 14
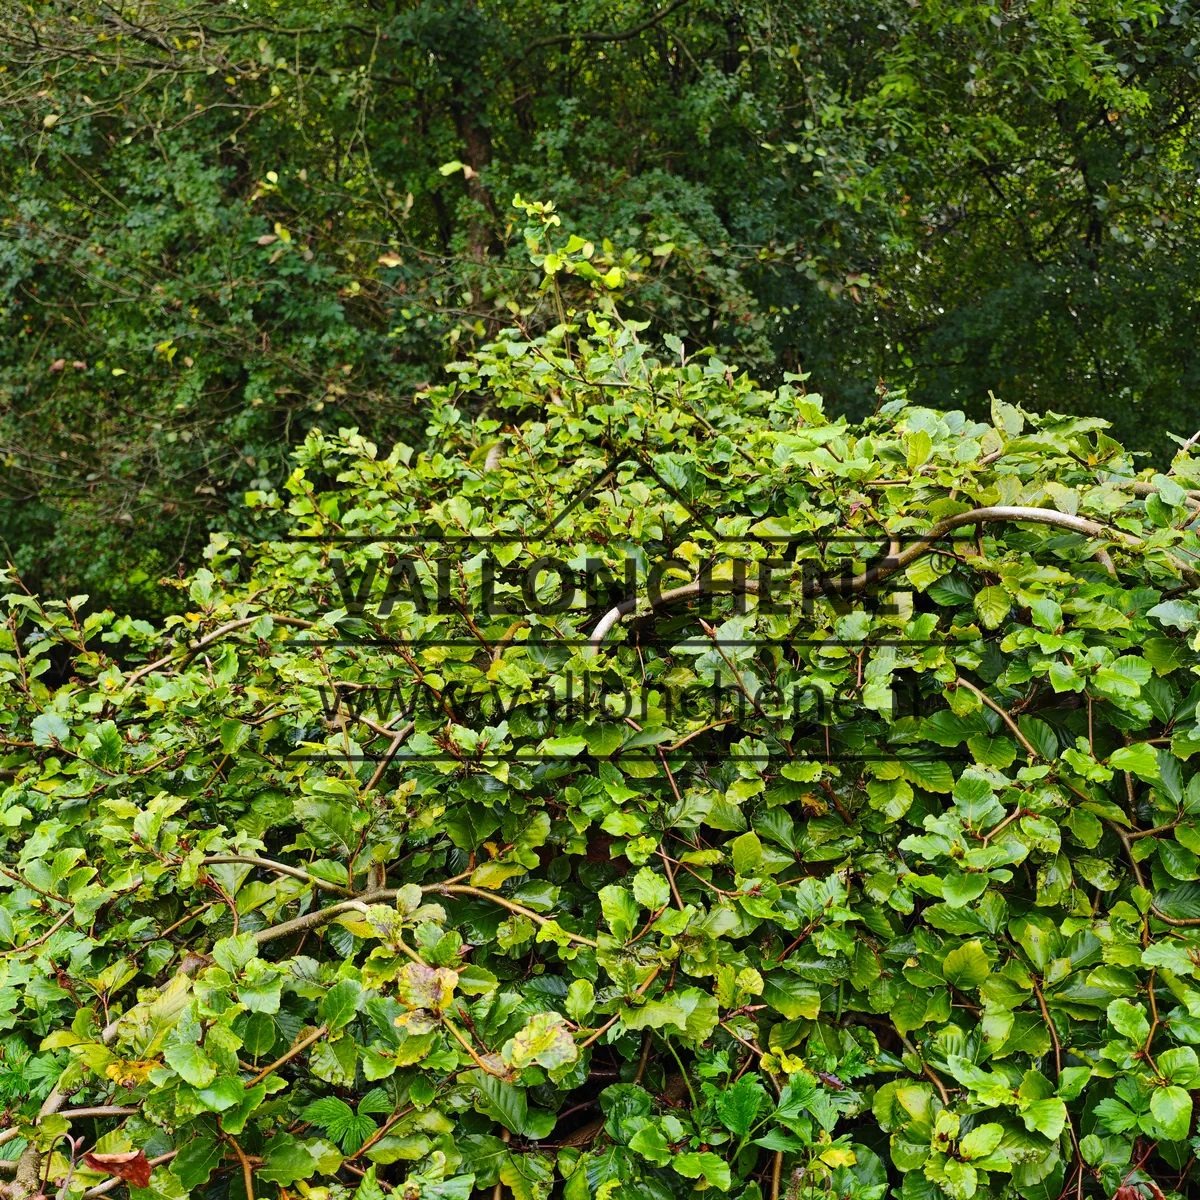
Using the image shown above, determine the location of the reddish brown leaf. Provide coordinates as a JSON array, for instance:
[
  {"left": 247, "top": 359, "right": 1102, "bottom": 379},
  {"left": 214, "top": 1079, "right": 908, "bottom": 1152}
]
[{"left": 83, "top": 1150, "right": 152, "bottom": 1189}]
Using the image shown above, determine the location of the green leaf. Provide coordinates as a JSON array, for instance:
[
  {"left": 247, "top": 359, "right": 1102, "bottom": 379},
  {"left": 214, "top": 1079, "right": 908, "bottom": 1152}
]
[
  {"left": 211, "top": 933, "right": 259, "bottom": 975},
  {"left": 943, "top": 872, "right": 989, "bottom": 908},
  {"left": 320, "top": 979, "right": 363, "bottom": 1030},
  {"left": 1150, "top": 1085, "right": 1192, "bottom": 1140},
  {"left": 241, "top": 1013, "right": 278, "bottom": 1058},
  {"left": 598, "top": 885, "right": 639, "bottom": 941},
  {"left": 715, "top": 1074, "right": 768, "bottom": 1136},
  {"left": 1011, "top": 916, "right": 1061, "bottom": 971},
  {"left": 1021, "top": 1097, "right": 1067, "bottom": 1139},
  {"left": 457, "top": 965, "right": 499, "bottom": 996},
  {"left": 1017, "top": 717, "right": 1058, "bottom": 761},
  {"left": 1148, "top": 600, "right": 1199, "bottom": 630},
  {"left": 1057, "top": 1066, "right": 1091, "bottom": 1100},
  {"left": 674, "top": 1150, "right": 732, "bottom": 1190},
  {"left": 538, "top": 736, "right": 586, "bottom": 758},
  {"left": 1159, "top": 1046, "right": 1200, "bottom": 1087},
  {"left": 302, "top": 1095, "right": 376, "bottom": 1153},
  {"left": 171, "top": 1135, "right": 222, "bottom": 1191},
  {"left": 1108, "top": 742, "right": 1160, "bottom": 780},
  {"left": 565, "top": 978, "right": 594, "bottom": 1022},
  {"left": 472, "top": 1071, "right": 553, "bottom": 1139},
  {"left": 761, "top": 971, "right": 822, "bottom": 1020},
  {"left": 310, "top": 1034, "right": 358, "bottom": 1087},
  {"left": 953, "top": 773, "right": 1003, "bottom": 827},
  {"left": 941, "top": 1158, "right": 978, "bottom": 1200},
  {"left": 258, "top": 1134, "right": 317, "bottom": 1186},
  {"left": 959, "top": 1122, "right": 1004, "bottom": 1159},
  {"left": 221, "top": 1083, "right": 268, "bottom": 1136},
  {"left": 973, "top": 586, "right": 1011, "bottom": 629},
  {"left": 906, "top": 429, "right": 932, "bottom": 470},
  {"left": 1107, "top": 998, "right": 1150, "bottom": 1044},
  {"left": 731, "top": 830, "right": 763, "bottom": 875},
  {"left": 30, "top": 712, "right": 69, "bottom": 746},
  {"left": 620, "top": 999, "right": 686, "bottom": 1033},
  {"left": 672, "top": 988, "right": 720, "bottom": 1044},
  {"left": 942, "top": 940, "right": 991, "bottom": 989},
  {"left": 352, "top": 1165, "right": 388, "bottom": 1200},
  {"left": 196, "top": 1075, "right": 244, "bottom": 1112},
  {"left": 584, "top": 724, "right": 625, "bottom": 758},
  {"left": 892, "top": 989, "right": 933, "bottom": 1036},
  {"left": 1073, "top": 856, "right": 1120, "bottom": 891},
  {"left": 1028, "top": 597, "right": 1061, "bottom": 632},
  {"left": 164, "top": 1042, "right": 217, "bottom": 1088},
  {"left": 629, "top": 1125, "right": 672, "bottom": 1166},
  {"left": 1094, "top": 1099, "right": 1140, "bottom": 1133},
  {"left": 631, "top": 867, "right": 670, "bottom": 910},
  {"left": 967, "top": 733, "right": 1017, "bottom": 768}
]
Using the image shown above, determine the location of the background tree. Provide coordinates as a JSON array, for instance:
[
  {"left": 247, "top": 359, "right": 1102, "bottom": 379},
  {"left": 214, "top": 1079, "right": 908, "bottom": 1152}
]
[{"left": 2, "top": 0, "right": 1199, "bottom": 607}]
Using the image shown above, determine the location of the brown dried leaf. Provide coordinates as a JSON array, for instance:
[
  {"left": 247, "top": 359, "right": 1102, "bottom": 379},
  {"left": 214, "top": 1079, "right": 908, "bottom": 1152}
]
[{"left": 83, "top": 1150, "right": 152, "bottom": 1189}]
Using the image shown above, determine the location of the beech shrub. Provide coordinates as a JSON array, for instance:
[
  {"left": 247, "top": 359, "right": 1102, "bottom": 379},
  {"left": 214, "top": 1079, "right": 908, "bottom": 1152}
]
[{"left": 4, "top": 298, "right": 1200, "bottom": 1200}]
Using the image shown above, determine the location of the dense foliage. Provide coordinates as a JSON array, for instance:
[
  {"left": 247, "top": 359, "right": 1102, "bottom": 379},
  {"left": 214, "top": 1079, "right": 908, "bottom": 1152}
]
[
  {"left": 4, "top": 0, "right": 1200, "bottom": 605},
  {"left": 4, "top": 291, "right": 1200, "bottom": 1199}
]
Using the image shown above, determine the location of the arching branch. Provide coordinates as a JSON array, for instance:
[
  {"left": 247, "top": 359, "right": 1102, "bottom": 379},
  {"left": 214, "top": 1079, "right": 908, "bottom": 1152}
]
[
  {"left": 588, "top": 505, "right": 1199, "bottom": 645},
  {"left": 124, "top": 615, "right": 316, "bottom": 686},
  {"left": 530, "top": 0, "right": 691, "bottom": 50}
]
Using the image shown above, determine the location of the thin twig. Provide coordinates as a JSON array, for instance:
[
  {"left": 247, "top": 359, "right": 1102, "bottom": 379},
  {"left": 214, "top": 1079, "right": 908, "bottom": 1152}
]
[
  {"left": 201, "top": 855, "right": 354, "bottom": 895},
  {"left": 1032, "top": 978, "right": 1061, "bottom": 1079},
  {"left": 244, "top": 1025, "right": 327, "bottom": 1087},
  {"left": 125, "top": 614, "right": 315, "bottom": 686},
  {"left": 0, "top": 909, "right": 71, "bottom": 956},
  {"left": 363, "top": 721, "right": 415, "bottom": 793},
  {"left": 662, "top": 719, "right": 735, "bottom": 751},
  {"left": 579, "top": 967, "right": 662, "bottom": 1049},
  {"left": 225, "top": 1134, "right": 255, "bottom": 1200},
  {"left": 953, "top": 678, "right": 1041, "bottom": 760},
  {"left": 430, "top": 885, "right": 599, "bottom": 947}
]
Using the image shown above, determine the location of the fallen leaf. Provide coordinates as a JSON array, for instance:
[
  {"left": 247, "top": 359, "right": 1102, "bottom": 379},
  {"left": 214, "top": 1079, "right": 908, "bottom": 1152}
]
[
  {"left": 257, "top": 234, "right": 278, "bottom": 246},
  {"left": 377, "top": 253, "right": 403, "bottom": 268},
  {"left": 83, "top": 1150, "right": 152, "bottom": 1189},
  {"left": 49, "top": 358, "right": 65, "bottom": 371}
]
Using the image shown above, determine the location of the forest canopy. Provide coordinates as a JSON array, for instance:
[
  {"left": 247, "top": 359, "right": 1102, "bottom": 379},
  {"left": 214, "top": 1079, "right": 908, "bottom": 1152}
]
[{"left": 3, "top": 0, "right": 1200, "bottom": 606}]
